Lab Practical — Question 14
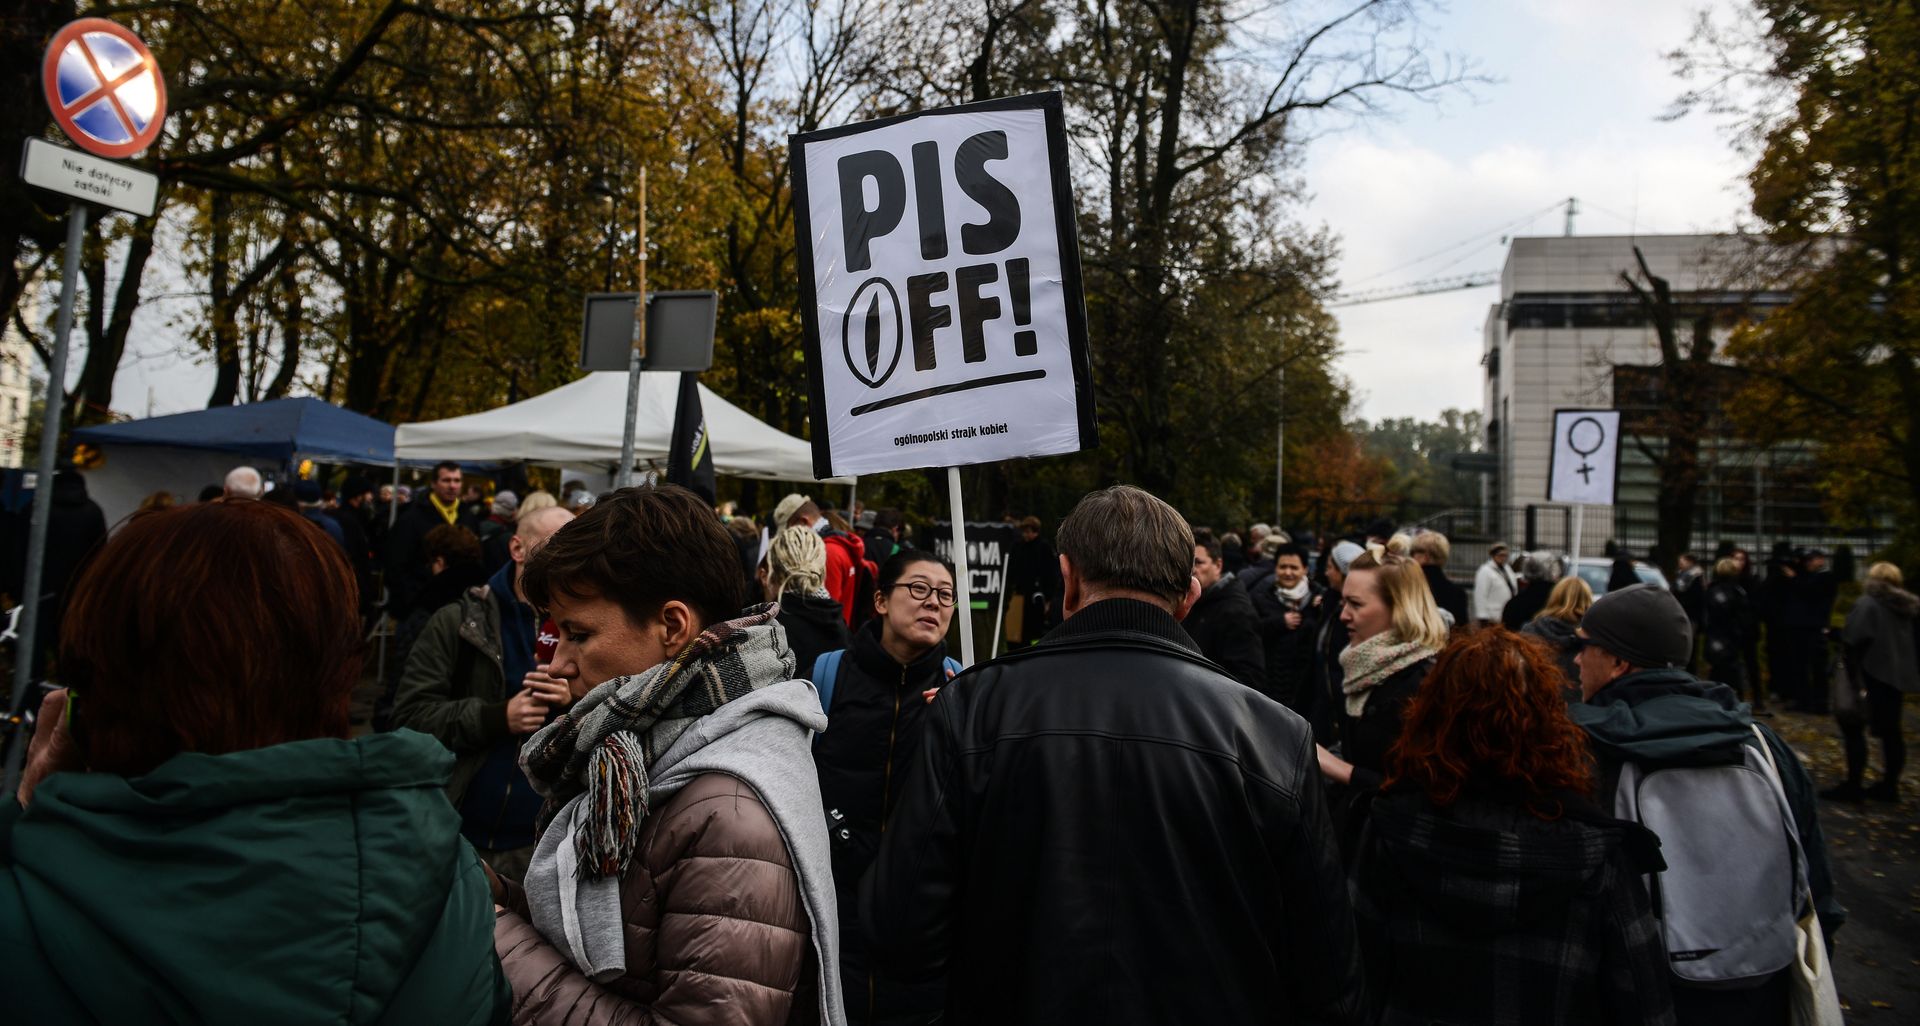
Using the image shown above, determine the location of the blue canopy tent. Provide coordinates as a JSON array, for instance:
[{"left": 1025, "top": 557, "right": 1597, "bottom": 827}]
[
  {"left": 72, "top": 398, "right": 395, "bottom": 525},
  {"left": 73, "top": 397, "right": 395, "bottom": 465}
]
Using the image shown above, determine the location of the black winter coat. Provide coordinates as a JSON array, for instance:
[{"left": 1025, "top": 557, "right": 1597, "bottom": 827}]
[
  {"left": 1306, "top": 591, "right": 1350, "bottom": 743},
  {"left": 1502, "top": 580, "right": 1550, "bottom": 630},
  {"left": 1181, "top": 576, "right": 1266, "bottom": 689},
  {"left": 1353, "top": 785, "right": 1676, "bottom": 1026},
  {"left": 1702, "top": 579, "right": 1756, "bottom": 667},
  {"left": 1330, "top": 653, "right": 1433, "bottom": 857},
  {"left": 1423, "top": 563, "right": 1470, "bottom": 627},
  {"left": 813, "top": 619, "right": 952, "bottom": 1024},
  {"left": 1247, "top": 572, "right": 1325, "bottom": 711},
  {"left": 1521, "top": 615, "right": 1582, "bottom": 695},
  {"left": 863, "top": 599, "right": 1366, "bottom": 1026},
  {"left": 779, "top": 590, "right": 849, "bottom": 685},
  {"left": 383, "top": 499, "right": 482, "bottom": 618}
]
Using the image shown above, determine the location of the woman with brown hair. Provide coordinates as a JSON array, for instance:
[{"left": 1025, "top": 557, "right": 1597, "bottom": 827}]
[
  {"left": 1351, "top": 628, "right": 1675, "bottom": 1026},
  {"left": 3, "top": 500, "right": 505, "bottom": 1024}
]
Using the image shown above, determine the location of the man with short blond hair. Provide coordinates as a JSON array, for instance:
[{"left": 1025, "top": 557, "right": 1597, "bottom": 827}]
[{"left": 866, "top": 485, "right": 1364, "bottom": 1025}]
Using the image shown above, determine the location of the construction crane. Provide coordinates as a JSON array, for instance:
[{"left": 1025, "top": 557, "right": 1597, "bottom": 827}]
[
  {"left": 1328, "top": 270, "right": 1500, "bottom": 308},
  {"left": 1328, "top": 197, "right": 1580, "bottom": 308}
]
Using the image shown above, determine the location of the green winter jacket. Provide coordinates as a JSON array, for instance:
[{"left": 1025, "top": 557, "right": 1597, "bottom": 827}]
[
  {"left": 0, "top": 730, "right": 508, "bottom": 1025},
  {"left": 1570, "top": 667, "right": 1844, "bottom": 935},
  {"left": 392, "top": 586, "right": 509, "bottom": 806}
]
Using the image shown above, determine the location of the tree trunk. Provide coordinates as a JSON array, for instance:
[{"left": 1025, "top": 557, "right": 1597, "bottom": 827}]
[
  {"left": 71, "top": 212, "right": 156, "bottom": 427},
  {"left": 208, "top": 193, "right": 242, "bottom": 407}
]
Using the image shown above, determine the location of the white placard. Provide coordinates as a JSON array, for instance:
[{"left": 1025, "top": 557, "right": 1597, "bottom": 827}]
[
  {"left": 19, "top": 138, "right": 158, "bottom": 216},
  {"left": 1547, "top": 408, "right": 1621, "bottom": 506},
  {"left": 792, "top": 92, "right": 1095, "bottom": 478}
]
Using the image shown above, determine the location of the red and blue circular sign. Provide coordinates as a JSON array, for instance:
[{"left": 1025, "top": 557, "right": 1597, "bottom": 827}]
[{"left": 41, "top": 18, "right": 167, "bottom": 159}]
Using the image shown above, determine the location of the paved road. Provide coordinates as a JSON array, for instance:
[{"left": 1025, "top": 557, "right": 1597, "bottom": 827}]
[{"left": 1769, "top": 705, "right": 1920, "bottom": 1022}]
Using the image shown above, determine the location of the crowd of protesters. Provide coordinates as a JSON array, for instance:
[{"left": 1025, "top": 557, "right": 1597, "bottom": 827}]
[{"left": 1, "top": 466, "right": 1911, "bottom": 1025}]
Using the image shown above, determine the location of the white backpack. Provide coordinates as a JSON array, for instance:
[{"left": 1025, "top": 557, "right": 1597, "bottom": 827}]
[{"left": 1612, "top": 725, "right": 1807, "bottom": 988}]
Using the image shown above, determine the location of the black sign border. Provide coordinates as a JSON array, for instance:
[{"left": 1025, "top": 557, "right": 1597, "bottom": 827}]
[
  {"left": 790, "top": 90, "right": 1098, "bottom": 480},
  {"left": 1546, "top": 407, "right": 1623, "bottom": 506}
]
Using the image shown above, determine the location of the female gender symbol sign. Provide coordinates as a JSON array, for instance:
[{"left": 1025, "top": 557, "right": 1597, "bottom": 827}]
[
  {"left": 41, "top": 18, "right": 167, "bottom": 159},
  {"left": 1567, "top": 415, "right": 1606, "bottom": 484}
]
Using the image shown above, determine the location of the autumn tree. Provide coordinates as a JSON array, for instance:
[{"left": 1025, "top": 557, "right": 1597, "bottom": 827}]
[{"left": 1671, "top": 1, "right": 1920, "bottom": 535}]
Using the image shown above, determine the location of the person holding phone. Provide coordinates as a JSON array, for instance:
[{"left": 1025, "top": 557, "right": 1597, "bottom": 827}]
[{"left": 393, "top": 504, "right": 574, "bottom": 882}]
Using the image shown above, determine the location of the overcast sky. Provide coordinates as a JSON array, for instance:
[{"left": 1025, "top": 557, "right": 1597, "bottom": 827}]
[
  {"left": 1308, "top": 0, "right": 1752, "bottom": 424},
  {"left": 96, "top": 0, "right": 1754, "bottom": 426}
]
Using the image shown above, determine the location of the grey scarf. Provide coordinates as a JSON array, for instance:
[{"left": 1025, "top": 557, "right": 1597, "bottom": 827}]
[{"left": 518, "top": 603, "right": 792, "bottom": 878}]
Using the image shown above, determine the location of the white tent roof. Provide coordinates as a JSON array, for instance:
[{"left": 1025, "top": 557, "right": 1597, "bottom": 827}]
[{"left": 395, "top": 372, "right": 841, "bottom": 482}]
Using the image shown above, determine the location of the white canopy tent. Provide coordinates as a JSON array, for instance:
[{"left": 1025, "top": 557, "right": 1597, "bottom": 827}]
[{"left": 394, "top": 371, "right": 844, "bottom": 483}]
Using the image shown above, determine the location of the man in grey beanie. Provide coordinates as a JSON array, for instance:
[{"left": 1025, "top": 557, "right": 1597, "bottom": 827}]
[{"left": 1568, "top": 583, "right": 1842, "bottom": 1024}]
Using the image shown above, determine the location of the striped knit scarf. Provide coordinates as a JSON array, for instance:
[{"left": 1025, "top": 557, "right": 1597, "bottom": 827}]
[{"left": 518, "top": 602, "right": 795, "bottom": 878}]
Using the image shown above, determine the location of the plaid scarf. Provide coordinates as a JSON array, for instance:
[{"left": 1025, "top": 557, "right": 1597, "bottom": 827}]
[{"left": 518, "top": 603, "right": 794, "bottom": 878}]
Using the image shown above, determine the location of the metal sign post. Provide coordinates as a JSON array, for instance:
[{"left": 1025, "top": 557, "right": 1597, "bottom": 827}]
[
  {"left": 616, "top": 168, "right": 648, "bottom": 488},
  {"left": 946, "top": 467, "right": 975, "bottom": 665},
  {"left": 6, "top": 17, "right": 167, "bottom": 793}
]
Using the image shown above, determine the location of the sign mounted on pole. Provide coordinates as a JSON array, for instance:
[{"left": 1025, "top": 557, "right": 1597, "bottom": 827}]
[
  {"left": 791, "top": 91, "right": 1096, "bottom": 479},
  {"left": 19, "top": 137, "right": 157, "bottom": 216},
  {"left": 1547, "top": 408, "right": 1622, "bottom": 506},
  {"left": 43, "top": 18, "right": 167, "bottom": 159}
]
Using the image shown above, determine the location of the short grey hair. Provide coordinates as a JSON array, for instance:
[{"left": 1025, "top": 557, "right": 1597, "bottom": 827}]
[
  {"left": 1056, "top": 485, "right": 1193, "bottom": 603},
  {"left": 223, "top": 466, "right": 264, "bottom": 500}
]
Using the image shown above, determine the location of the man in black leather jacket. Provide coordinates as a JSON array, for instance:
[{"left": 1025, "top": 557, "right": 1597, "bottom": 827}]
[{"left": 862, "top": 485, "right": 1367, "bottom": 1026}]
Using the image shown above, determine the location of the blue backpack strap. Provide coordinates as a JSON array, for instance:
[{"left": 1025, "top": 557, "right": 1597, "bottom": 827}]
[{"left": 811, "top": 649, "right": 846, "bottom": 715}]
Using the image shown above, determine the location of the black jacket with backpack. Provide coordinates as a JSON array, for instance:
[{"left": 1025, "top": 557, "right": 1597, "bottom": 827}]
[
  {"left": 1352, "top": 783, "right": 1676, "bottom": 1026},
  {"left": 777, "top": 590, "right": 849, "bottom": 687},
  {"left": 1570, "top": 668, "right": 1842, "bottom": 1024},
  {"left": 811, "top": 619, "right": 953, "bottom": 1024}
]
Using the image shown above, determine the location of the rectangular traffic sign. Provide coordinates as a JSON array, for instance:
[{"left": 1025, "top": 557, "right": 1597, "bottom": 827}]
[{"left": 19, "top": 137, "right": 158, "bottom": 216}]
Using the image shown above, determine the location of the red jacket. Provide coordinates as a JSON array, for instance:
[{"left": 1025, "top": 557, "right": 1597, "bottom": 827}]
[{"left": 822, "top": 531, "right": 873, "bottom": 628}]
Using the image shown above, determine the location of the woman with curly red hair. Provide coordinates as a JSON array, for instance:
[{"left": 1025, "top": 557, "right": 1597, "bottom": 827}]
[{"left": 1351, "top": 627, "right": 1677, "bottom": 1026}]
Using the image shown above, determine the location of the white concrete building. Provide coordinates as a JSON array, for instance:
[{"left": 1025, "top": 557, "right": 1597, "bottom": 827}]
[
  {"left": 1480, "top": 233, "right": 1831, "bottom": 559},
  {"left": 0, "top": 297, "right": 38, "bottom": 469}
]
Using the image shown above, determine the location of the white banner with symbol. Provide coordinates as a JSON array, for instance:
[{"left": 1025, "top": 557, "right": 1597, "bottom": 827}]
[{"left": 1547, "top": 408, "right": 1622, "bottom": 506}]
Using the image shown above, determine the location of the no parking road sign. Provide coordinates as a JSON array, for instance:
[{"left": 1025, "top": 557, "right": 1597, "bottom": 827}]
[
  {"left": 42, "top": 18, "right": 167, "bottom": 159},
  {"left": 22, "top": 18, "right": 164, "bottom": 217}
]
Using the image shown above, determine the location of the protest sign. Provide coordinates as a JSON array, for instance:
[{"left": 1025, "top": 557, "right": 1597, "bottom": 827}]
[
  {"left": 792, "top": 91, "right": 1096, "bottom": 480},
  {"left": 1547, "top": 409, "right": 1621, "bottom": 506}
]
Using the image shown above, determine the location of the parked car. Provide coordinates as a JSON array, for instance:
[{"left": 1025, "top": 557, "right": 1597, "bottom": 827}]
[{"left": 1570, "top": 557, "right": 1670, "bottom": 596}]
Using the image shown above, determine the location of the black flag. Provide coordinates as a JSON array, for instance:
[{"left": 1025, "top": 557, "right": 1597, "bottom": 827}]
[{"left": 667, "top": 371, "right": 716, "bottom": 504}]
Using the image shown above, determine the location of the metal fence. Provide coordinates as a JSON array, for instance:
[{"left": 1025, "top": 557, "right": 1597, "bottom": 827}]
[{"left": 1288, "top": 499, "right": 1897, "bottom": 582}]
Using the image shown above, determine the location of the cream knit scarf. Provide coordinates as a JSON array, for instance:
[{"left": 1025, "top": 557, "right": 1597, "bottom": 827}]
[{"left": 1339, "top": 632, "right": 1434, "bottom": 717}]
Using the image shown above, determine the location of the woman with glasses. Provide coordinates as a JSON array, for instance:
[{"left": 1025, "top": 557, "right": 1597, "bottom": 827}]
[{"left": 811, "top": 551, "right": 960, "bottom": 1025}]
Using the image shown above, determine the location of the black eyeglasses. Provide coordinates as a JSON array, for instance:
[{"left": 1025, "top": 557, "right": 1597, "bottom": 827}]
[{"left": 886, "top": 581, "right": 957, "bottom": 607}]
